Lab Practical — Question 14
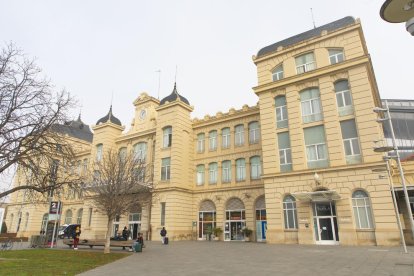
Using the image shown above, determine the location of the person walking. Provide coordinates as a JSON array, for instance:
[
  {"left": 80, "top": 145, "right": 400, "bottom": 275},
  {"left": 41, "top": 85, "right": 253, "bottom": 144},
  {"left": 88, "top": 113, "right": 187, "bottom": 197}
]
[
  {"left": 73, "top": 225, "right": 81, "bottom": 250},
  {"left": 160, "top": 227, "right": 167, "bottom": 244},
  {"left": 122, "top": 226, "right": 130, "bottom": 250}
]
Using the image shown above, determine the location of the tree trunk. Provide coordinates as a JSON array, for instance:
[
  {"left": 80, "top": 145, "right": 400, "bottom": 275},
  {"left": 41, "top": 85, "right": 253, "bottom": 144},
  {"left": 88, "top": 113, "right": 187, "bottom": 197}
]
[{"left": 104, "top": 219, "right": 112, "bottom": 254}]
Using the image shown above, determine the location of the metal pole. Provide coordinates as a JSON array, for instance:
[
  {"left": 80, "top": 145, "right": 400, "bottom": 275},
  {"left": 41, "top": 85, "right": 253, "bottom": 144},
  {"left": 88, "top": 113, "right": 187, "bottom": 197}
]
[
  {"left": 385, "top": 100, "right": 414, "bottom": 239},
  {"left": 385, "top": 159, "right": 407, "bottom": 253},
  {"left": 50, "top": 201, "right": 60, "bottom": 248}
]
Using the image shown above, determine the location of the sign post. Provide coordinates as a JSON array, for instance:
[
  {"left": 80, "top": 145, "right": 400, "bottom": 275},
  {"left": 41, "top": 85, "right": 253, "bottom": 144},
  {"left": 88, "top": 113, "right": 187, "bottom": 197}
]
[{"left": 50, "top": 201, "right": 61, "bottom": 248}]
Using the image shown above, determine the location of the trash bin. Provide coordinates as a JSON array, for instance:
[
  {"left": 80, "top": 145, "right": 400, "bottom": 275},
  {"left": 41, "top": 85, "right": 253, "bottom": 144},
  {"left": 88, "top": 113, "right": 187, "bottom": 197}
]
[{"left": 134, "top": 242, "right": 142, "bottom": 252}]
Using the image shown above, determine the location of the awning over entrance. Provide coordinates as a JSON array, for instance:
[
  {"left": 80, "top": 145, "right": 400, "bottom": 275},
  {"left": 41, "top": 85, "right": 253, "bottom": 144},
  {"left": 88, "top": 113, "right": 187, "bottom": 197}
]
[{"left": 292, "top": 190, "right": 341, "bottom": 202}]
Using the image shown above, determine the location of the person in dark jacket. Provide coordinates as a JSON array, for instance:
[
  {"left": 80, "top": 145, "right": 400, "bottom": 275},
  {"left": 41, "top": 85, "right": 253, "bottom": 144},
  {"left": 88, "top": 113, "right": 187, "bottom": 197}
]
[
  {"left": 160, "top": 227, "right": 167, "bottom": 244},
  {"left": 73, "top": 225, "right": 81, "bottom": 250}
]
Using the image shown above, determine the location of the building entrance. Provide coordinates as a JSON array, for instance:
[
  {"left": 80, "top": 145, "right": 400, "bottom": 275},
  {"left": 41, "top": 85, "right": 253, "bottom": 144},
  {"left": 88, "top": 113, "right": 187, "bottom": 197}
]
[{"left": 312, "top": 202, "right": 339, "bottom": 245}]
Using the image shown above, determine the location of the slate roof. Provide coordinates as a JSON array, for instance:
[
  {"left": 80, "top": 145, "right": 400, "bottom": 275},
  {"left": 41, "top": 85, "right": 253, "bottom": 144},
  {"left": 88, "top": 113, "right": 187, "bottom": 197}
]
[
  {"left": 160, "top": 83, "right": 190, "bottom": 106},
  {"left": 257, "top": 16, "right": 356, "bottom": 58},
  {"left": 52, "top": 115, "right": 93, "bottom": 142},
  {"left": 96, "top": 105, "right": 122, "bottom": 126}
]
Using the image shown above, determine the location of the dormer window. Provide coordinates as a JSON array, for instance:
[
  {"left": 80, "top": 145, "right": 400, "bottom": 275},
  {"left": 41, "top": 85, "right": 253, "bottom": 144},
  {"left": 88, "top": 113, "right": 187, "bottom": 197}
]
[
  {"left": 329, "top": 49, "right": 344, "bottom": 64},
  {"left": 295, "top": 52, "right": 316, "bottom": 74},
  {"left": 272, "top": 64, "right": 284, "bottom": 81}
]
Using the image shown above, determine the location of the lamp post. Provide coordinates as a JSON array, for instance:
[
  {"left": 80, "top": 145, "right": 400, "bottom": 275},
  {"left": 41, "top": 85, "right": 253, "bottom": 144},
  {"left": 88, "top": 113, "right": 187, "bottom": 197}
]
[
  {"left": 380, "top": 0, "right": 414, "bottom": 35},
  {"left": 374, "top": 100, "right": 414, "bottom": 239}
]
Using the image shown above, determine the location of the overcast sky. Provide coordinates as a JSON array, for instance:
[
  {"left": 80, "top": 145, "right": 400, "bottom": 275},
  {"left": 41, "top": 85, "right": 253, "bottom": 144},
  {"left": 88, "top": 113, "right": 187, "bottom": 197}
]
[{"left": 0, "top": 1, "right": 412, "bottom": 193}]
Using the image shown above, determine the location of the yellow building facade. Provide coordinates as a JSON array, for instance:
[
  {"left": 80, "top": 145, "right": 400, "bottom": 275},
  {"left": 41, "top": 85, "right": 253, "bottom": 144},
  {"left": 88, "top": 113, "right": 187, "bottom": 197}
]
[{"left": 5, "top": 17, "right": 409, "bottom": 246}]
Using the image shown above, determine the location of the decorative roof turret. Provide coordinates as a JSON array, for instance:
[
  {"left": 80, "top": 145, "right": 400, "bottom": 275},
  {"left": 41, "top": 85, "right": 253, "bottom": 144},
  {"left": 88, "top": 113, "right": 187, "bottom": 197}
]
[
  {"left": 159, "top": 83, "right": 190, "bottom": 106},
  {"left": 96, "top": 105, "right": 122, "bottom": 126}
]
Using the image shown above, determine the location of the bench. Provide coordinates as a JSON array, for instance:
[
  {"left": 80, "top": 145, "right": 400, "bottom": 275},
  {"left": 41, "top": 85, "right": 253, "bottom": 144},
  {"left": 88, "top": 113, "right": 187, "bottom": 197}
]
[{"left": 63, "top": 238, "right": 133, "bottom": 249}]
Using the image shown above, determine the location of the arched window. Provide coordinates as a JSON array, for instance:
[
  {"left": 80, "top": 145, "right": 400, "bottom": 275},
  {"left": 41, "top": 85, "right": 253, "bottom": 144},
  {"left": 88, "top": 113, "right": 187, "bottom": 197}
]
[
  {"left": 300, "top": 88, "right": 323, "bottom": 123},
  {"left": 96, "top": 144, "right": 103, "bottom": 162},
  {"left": 77, "top": 209, "right": 83, "bottom": 224},
  {"left": 272, "top": 64, "right": 284, "bottom": 81},
  {"left": 221, "top": 128, "right": 231, "bottom": 149},
  {"left": 134, "top": 142, "right": 147, "bottom": 162},
  {"left": 335, "top": 80, "right": 353, "bottom": 116},
  {"left": 352, "top": 190, "right": 374, "bottom": 229},
  {"left": 65, "top": 210, "right": 73, "bottom": 225},
  {"left": 283, "top": 195, "right": 298, "bottom": 229},
  {"left": 199, "top": 200, "right": 216, "bottom": 240},
  {"left": 196, "top": 164, "right": 205, "bottom": 185},
  {"left": 249, "top": 122, "right": 260, "bottom": 144},
  {"left": 209, "top": 162, "right": 218, "bottom": 184},
  {"left": 235, "top": 125, "right": 244, "bottom": 146},
  {"left": 236, "top": 158, "right": 246, "bottom": 181},
  {"left": 209, "top": 130, "right": 217, "bottom": 151},
  {"left": 275, "top": 96, "right": 288, "bottom": 128},
  {"left": 221, "top": 160, "right": 231, "bottom": 183},
  {"left": 197, "top": 133, "right": 205, "bottom": 153},
  {"left": 119, "top": 147, "right": 127, "bottom": 161},
  {"left": 163, "top": 126, "right": 172, "bottom": 148},
  {"left": 250, "top": 156, "right": 261, "bottom": 180}
]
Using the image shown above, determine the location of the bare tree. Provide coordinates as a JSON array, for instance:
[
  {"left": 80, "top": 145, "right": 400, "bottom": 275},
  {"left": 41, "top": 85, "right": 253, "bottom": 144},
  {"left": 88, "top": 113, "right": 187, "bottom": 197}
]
[
  {"left": 85, "top": 149, "right": 153, "bottom": 254},
  {"left": 0, "top": 42, "right": 81, "bottom": 199}
]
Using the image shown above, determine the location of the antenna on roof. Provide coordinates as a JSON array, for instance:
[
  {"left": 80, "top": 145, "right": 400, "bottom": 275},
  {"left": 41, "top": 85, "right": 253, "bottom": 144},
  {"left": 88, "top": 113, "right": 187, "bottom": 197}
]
[
  {"left": 155, "top": 69, "right": 161, "bottom": 99},
  {"left": 310, "top": 8, "right": 316, "bottom": 29}
]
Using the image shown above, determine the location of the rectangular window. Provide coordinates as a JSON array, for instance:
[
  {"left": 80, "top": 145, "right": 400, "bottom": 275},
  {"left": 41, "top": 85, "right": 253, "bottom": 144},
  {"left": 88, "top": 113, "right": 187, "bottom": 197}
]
[
  {"left": 335, "top": 80, "right": 353, "bottom": 116},
  {"left": 196, "top": 165, "right": 205, "bottom": 185},
  {"left": 96, "top": 144, "right": 103, "bottom": 162},
  {"left": 222, "top": 161, "right": 231, "bottom": 183},
  {"left": 236, "top": 159, "right": 246, "bottom": 181},
  {"left": 197, "top": 133, "right": 205, "bottom": 153},
  {"left": 304, "top": 125, "right": 328, "bottom": 169},
  {"left": 275, "top": 96, "right": 288, "bottom": 129},
  {"left": 278, "top": 132, "right": 292, "bottom": 172},
  {"left": 340, "top": 120, "right": 361, "bottom": 164},
  {"left": 209, "top": 163, "right": 218, "bottom": 184},
  {"left": 163, "top": 127, "right": 172, "bottom": 148},
  {"left": 329, "top": 49, "right": 344, "bottom": 64},
  {"left": 235, "top": 125, "right": 244, "bottom": 146},
  {"left": 88, "top": 208, "right": 93, "bottom": 227},
  {"left": 272, "top": 65, "right": 284, "bottom": 81},
  {"left": 295, "top": 52, "right": 316, "bottom": 74},
  {"left": 209, "top": 131, "right": 217, "bottom": 151},
  {"left": 161, "top": 157, "right": 171, "bottom": 180},
  {"left": 300, "top": 88, "right": 323, "bottom": 123},
  {"left": 161, "top": 202, "right": 166, "bottom": 226},
  {"left": 222, "top": 128, "right": 231, "bottom": 149},
  {"left": 250, "top": 156, "right": 261, "bottom": 180}
]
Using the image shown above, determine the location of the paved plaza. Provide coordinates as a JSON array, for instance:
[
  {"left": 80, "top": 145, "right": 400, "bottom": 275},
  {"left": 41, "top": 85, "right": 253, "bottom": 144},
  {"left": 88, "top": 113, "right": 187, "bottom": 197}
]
[{"left": 68, "top": 241, "right": 414, "bottom": 276}]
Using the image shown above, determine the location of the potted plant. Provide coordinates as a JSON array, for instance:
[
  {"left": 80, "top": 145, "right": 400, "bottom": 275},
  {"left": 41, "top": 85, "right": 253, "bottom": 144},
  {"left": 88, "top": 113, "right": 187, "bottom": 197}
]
[
  {"left": 241, "top": 227, "right": 252, "bottom": 242},
  {"left": 212, "top": 227, "right": 223, "bottom": 241}
]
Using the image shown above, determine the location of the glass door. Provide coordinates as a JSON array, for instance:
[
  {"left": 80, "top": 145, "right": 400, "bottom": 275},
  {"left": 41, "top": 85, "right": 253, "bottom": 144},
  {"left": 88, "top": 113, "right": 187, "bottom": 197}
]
[
  {"left": 313, "top": 202, "right": 339, "bottom": 245},
  {"left": 224, "top": 209, "right": 245, "bottom": 241}
]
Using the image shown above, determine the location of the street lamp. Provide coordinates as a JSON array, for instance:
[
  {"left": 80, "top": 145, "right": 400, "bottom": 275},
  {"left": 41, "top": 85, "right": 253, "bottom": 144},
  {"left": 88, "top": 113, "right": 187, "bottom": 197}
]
[
  {"left": 374, "top": 100, "right": 414, "bottom": 239},
  {"left": 380, "top": 0, "right": 414, "bottom": 35}
]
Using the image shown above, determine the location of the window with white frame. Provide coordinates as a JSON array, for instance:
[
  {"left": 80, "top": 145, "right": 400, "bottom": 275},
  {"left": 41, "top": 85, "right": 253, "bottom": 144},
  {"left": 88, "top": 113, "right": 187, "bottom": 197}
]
[
  {"left": 96, "top": 144, "right": 103, "bottom": 162},
  {"left": 161, "top": 157, "right": 171, "bottom": 180},
  {"left": 196, "top": 164, "right": 205, "bottom": 185},
  {"left": 300, "top": 88, "right": 323, "bottom": 123},
  {"left": 134, "top": 142, "right": 147, "bottom": 162},
  {"left": 275, "top": 96, "right": 288, "bottom": 128},
  {"left": 119, "top": 147, "right": 127, "bottom": 162},
  {"left": 329, "top": 49, "right": 344, "bottom": 64},
  {"left": 249, "top": 122, "right": 260, "bottom": 144},
  {"left": 222, "top": 128, "right": 231, "bottom": 149},
  {"left": 209, "top": 130, "right": 217, "bottom": 151},
  {"left": 250, "top": 156, "right": 261, "bottom": 180},
  {"left": 352, "top": 190, "right": 374, "bottom": 229},
  {"left": 283, "top": 195, "right": 298, "bottom": 229},
  {"left": 77, "top": 208, "right": 83, "bottom": 224},
  {"left": 236, "top": 158, "right": 246, "bottom": 181},
  {"left": 163, "top": 126, "right": 172, "bottom": 148},
  {"left": 304, "top": 125, "right": 328, "bottom": 169},
  {"left": 222, "top": 160, "right": 231, "bottom": 183},
  {"left": 272, "top": 64, "right": 284, "bottom": 81},
  {"left": 235, "top": 125, "right": 244, "bottom": 146},
  {"left": 64, "top": 209, "right": 73, "bottom": 225},
  {"left": 295, "top": 52, "right": 316, "bottom": 74},
  {"left": 340, "top": 119, "right": 361, "bottom": 164},
  {"left": 197, "top": 133, "right": 205, "bottom": 153},
  {"left": 335, "top": 80, "right": 353, "bottom": 116},
  {"left": 209, "top": 162, "right": 218, "bottom": 184},
  {"left": 278, "top": 132, "right": 292, "bottom": 172}
]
